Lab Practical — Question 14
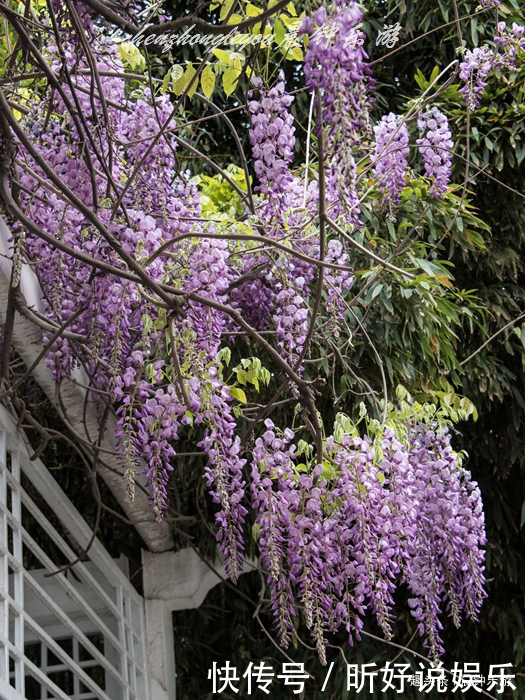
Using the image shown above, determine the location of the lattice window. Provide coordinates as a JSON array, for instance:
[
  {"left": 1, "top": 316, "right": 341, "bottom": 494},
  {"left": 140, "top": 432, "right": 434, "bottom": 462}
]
[{"left": 0, "top": 407, "right": 150, "bottom": 700}]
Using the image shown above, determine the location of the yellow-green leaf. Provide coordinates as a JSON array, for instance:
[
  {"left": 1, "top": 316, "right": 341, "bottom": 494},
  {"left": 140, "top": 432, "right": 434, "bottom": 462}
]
[
  {"left": 171, "top": 64, "right": 184, "bottom": 82},
  {"left": 172, "top": 64, "right": 189, "bottom": 95},
  {"left": 246, "top": 3, "right": 262, "bottom": 16},
  {"left": 227, "top": 12, "right": 243, "bottom": 24},
  {"left": 280, "top": 13, "right": 299, "bottom": 29},
  {"left": 274, "top": 17, "right": 286, "bottom": 46},
  {"left": 212, "top": 48, "right": 232, "bottom": 64},
  {"left": 223, "top": 66, "right": 239, "bottom": 95},
  {"left": 201, "top": 64, "right": 216, "bottom": 99},
  {"left": 118, "top": 42, "right": 146, "bottom": 71},
  {"left": 219, "top": 0, "right": 235, "bottom": 20},
  {"left": 291, "top": 46, "right": 303, "bottom": 61},
  {"left": 187, "top": 66, "right": 199, "bottom": 98},
  {"left": 229, "top": 387, "right": 247, "bottom": 403},
  {"left": 161, "top": 71, "right": 171, "bottom": 94}
]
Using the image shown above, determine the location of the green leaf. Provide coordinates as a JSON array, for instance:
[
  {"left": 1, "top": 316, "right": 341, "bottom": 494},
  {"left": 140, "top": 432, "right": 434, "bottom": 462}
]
[
  {"left": 414, "top": 68, "right": 427, "bottom": 90},
  {"left": 229, "top": 387, "right": 247, "bottom": 403},
  {"left": 429, "top": 65, "right": 440, "bottom": 84},
  {"left": 521, "top": 501, "right": 525, "bottom": 529},
  {"left": 223, "top": 66, "right": 240, "bottom": 96},
  {"left": 118, "top": 42, "right": 146, "bottom": 71},
  {"left": 171, "top": 64, "right": 184, "bottom": 83},
  {"left": 273, "top": 18, "right": 286, "bottom": 46},
  {"left": 471, "top": 17, "right": 478, "bottom": 46},
  {"left": 201, "top": 65, "right": 216, "bottom": 99},
  {"left": 172, "top": 64, "right": 196, "bottom": 96},
  {"left": 216, "top": 347, "right": 231, "bottom": 365},
  {"left": 227, "top": 13, "right": 243, "bottom": 24},
  {"left": 219, "top": 0, "right": 235, "bottom": 21},
  {"left": 246, "top": 3, "right": 262, "bottom": 16},
  {"left": 161, "top": 71, "right": 171, "bottom": 94},
  {"left": 371, "top": 283, "right": 384, "bottom": 300},
  {"left": 236, "top": 369, "right": 248, "bottom": 385},
  {"left": 413, "top": 257, "right": 450, "bottom": 278},
  {"left": 185, "top": 65, "right": 198, "bottom": 98},
  {"left": 513, "top": 325, "right": 525, "bottom": 348},
  {"left": 212, "top": 48, "right": 232, "bottom": 64}
]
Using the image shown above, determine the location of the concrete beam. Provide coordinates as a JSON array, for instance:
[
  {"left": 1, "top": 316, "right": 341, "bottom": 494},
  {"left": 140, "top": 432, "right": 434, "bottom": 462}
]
[
  {"left": 142, "top": 548, "right": 257, "bottom": 611},
  {"left": 0, "top": 217, "right": 173, "bottom": 552}
]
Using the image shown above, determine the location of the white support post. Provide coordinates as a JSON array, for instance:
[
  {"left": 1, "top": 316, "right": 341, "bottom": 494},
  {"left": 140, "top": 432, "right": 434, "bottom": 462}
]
[
  {"left": 144, "top": 599, "right": 176, "bottom": 700},
  {"left": 142, "top": 548, "right": 258, "bottom": 700}
]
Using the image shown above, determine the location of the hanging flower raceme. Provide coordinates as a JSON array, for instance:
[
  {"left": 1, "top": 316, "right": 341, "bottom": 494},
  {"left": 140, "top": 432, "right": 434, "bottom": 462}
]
[
  {"left": 198, "top": 366, "right": 248, "bottom": 584},
  {"left": 404, "top": 425, "right": 487, "bottom": 659},
  {"left": 248, "top": 73, "right": 295, "bottom": 200},
  {"left": 416, "top": 107, "right": 454, "bottom": 198},
  {"left": 300, "top": 2, "right": 373, "bottom": 225},
  {"left": 373, "top": 113, "right": 410, "bottom": 212},
  {"left": 251, "top": 421, "right": 298, "bottom": 648},
  {"left": 301, "top": 3, "right": 371, "bottom": 133},
  {"left": 494, "top": 21, "right": 525, "bottom": 70},
  {"left": 250, "top": 419, "right": 486, "bottom": 663},
  {"left": 459, "top": 46, "right": 494, "bottom": 110}
]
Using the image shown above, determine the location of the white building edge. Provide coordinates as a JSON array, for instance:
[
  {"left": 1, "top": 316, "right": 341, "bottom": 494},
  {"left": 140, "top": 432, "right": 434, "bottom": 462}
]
[{"left": 0, "top": 217, "right": 253, "bottom": 699}]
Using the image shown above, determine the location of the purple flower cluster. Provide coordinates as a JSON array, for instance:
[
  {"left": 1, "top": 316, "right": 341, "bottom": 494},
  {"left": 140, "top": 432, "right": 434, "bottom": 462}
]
[
  {"left": 301, "top": 2, "right": 373, "bottom": 226},
  {"left": 459, "top": 46, "right": 494, "bottom": 110},
  {"left": 416, "top": 108, "right": 454, "bottom": 198},
  {"left": 273, "top": 283, "right": 310, "bottom": 369},
  {"left": 248, "top": 73, "right": 295, "bottom": 198},
  {"left": 180, "top": 234, "right": 232, "bottom": 359},
  {"left": 250, "top": 423, "right": 486, "bottom": 662},
  {"left": 251, "top": 421, "right": 298, "bottom": 648},
  {"left": 324, "top": 240, "right": 354, "bottom": 324},
  {"left": 494, "top": 22, "right": 525, "bottom": 70},
  {"left": 199, "top": 367, "right": 248, "bottom": 584},
  {"left": 326, "top": 152, "right": 362, "bottom": 224},
  {"left": 114, "top": 353, "right": 186, "bottom": 520},
  {"left": 301, "top": 3, "right": 370, "bottom": 132},
  {"left": 50, "top": 0, "right": 94, "bottom": 37},
  {"left": 230, "top": 278, "right": 274, "bottom": 330},
  {"left": 458, "top": 23, "right": 525, "bottom": 112},
  {"left": 405, "top": 426, "right": 487, "bottom": 658},
  {"left": 373, "top": 113, "right": 410, "bottom": 211},
  {"left": 18, "top": 36, "right": 236, "bottom": 525}
]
